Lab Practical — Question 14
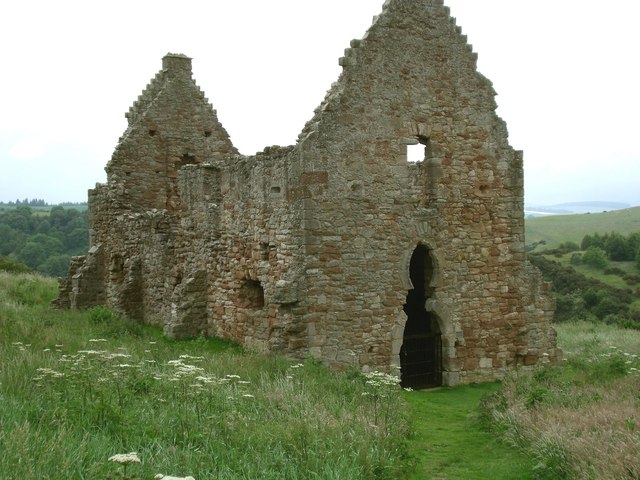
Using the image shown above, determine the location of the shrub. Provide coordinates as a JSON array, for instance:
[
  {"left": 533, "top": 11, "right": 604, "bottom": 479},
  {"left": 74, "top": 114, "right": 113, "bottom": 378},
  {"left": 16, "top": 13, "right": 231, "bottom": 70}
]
[
  {"left": 88, "top": 305, "right": 119, "bottom": 324},
  {"left": 623, "top": 273, "right": 640, "bottom": 285},
  {"left": 581, "top": 288, "right": 602, "bottom": 307},
  {"left": 88, "top": 305, "right": 144, "bottom": 337},
  {"left": 603, "top": 267, "right": 626, "bottom": 276},
  {"left": 558, "top": 241, "right": 579, "bottom": 252},
  {"left": 569, "top": 253, "right": 582, "bottom": 265},
  {"left": 0, "top": 255, "right": 31, "bottom": 273},
  {"left": 593, "top": 297, "right": 625, "bottom": 319},
  {"left": 582, "top": 246, "right": 608, "bottom": 269}
]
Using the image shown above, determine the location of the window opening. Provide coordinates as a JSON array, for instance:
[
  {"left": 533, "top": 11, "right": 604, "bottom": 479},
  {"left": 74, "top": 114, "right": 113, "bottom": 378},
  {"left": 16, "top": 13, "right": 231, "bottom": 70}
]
[{"left": 406, "top": 135, "right": 430, "bottom": 163}]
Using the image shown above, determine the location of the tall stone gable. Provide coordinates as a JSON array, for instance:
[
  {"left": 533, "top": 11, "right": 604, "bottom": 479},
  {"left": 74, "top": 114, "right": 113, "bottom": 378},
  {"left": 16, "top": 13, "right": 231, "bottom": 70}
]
[{"left": 55, "top": 0, "right": 560, "bottom": 386}]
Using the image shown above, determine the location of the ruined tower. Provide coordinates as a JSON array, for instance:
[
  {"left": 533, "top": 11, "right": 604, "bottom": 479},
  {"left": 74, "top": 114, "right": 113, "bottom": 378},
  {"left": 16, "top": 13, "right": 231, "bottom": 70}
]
[{"left": 56, "top": 0, "right": 560, "bottom": 387}]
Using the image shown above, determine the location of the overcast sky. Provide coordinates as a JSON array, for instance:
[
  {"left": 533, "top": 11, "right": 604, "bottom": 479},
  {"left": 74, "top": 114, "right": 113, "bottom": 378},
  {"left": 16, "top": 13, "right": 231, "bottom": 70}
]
[{"left": 1, "top": 0, "right": 639, "bottom": 206}]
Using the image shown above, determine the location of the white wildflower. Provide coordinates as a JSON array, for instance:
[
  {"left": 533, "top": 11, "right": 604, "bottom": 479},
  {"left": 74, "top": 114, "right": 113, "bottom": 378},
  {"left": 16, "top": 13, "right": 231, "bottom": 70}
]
[
  {"left": 103, "top": 353, "right": 131, "bottom": 359},
  {"left": 108, "top": 452, "right": 140, "bottom": 465},
  {"left": 179, "top": 354, "right": 204, "bottom": 360},
  {"left": 89, "top": 338, "right": 108, "bottom": 342},
  {"left": 242, "top": 394, "right": 255, "bottom": 398},
  {"left": 35, "top": 368, "right": 65, "bottom": 379},
  {"left": 155, "top": 474, "right": 195, "bottom": 480},
  {"left": 225, "top": 374, "right": 241, "bottom": 379},
  {"left": 195, "top": 375, "right": 216, "bottom": 384}
]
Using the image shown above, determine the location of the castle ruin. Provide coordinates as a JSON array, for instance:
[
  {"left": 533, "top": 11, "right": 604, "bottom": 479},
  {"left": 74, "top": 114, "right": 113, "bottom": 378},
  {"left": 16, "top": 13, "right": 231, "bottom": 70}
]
[{"left": 55, "top": 0, "right": 560, "bottom": 387}]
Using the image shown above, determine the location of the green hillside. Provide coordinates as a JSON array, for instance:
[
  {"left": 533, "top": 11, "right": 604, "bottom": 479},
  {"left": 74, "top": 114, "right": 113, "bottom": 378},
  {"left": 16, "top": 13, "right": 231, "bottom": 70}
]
[{"left": 525, "top": 206, "right": 640, "bottom": 248}]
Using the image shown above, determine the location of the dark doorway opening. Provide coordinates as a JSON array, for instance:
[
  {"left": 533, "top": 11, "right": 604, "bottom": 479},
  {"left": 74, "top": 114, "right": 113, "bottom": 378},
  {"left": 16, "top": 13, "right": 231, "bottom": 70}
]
[{"left": 400, "top": 244, "right": 442, "bottom": 389}]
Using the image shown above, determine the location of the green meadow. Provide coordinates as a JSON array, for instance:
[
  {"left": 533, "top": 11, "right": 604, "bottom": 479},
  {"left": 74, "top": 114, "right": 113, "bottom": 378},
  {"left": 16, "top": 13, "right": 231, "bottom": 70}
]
[{"left": 525, "top": 206, "right": 640, "bottom": 249}]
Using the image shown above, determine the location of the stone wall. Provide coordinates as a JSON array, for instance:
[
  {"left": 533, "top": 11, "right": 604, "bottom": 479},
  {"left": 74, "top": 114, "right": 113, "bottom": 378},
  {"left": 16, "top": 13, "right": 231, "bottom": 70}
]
[{"left": 55, "top": 0, "right": 560, "bottom": 386}]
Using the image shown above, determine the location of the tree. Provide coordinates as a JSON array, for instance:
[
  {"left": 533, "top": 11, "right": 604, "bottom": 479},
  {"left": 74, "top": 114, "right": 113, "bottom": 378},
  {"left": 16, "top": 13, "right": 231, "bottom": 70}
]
[
  {"left": 0, "top": 256, "right": 30, "bottom": 273},
  {"left": 604, "top": 232, "right": 630, "bottom": 261},
  {"left": 558, "top": 241, "right": 580, "bottom": 251},
  {"left": 38, "top": 254, "right": 71, "bottom": 277},
  {"left": 582, "top": 246, "right": 608, "bottom": 269},
  {"left": 16, "top": 242, "right": 47, "bottom": 269},
  {"left": 0, "top": 224, "right": 24, "bottom": 256}
]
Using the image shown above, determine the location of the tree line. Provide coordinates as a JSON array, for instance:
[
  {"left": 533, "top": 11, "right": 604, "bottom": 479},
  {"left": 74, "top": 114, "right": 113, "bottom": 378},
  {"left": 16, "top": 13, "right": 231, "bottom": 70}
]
[
  {"left": 0, "top": 206, "right": 88, "bottom": 277},
  {"left": 1, "top": 198, "right": 49, "bottom": 207},
  {"left": 580, "top": 231, "right": 640, "bottom": 263}
]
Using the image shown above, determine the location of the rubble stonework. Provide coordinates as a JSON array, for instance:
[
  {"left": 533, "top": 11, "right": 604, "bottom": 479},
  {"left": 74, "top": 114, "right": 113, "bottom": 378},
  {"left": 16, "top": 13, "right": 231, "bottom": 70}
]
[{"left": 55, "top": 0, "right": 560, "bottom": 386}]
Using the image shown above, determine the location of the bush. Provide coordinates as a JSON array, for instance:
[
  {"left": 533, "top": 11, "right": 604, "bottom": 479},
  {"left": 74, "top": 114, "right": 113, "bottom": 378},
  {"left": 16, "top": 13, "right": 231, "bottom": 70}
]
[
  {"left": 582, "top": 246, "right": 608, "bottom": 269},
  {"left": 0, "top": 255, "right": 31, "bottom": 273},
  {"left": 623, "top": 274, "right": 640, "bottom": 285},
  {"left": 88, "top": 305, "right": 143, "bottom": 337},
  {"left": 582, "top": 288, "right": 602, "bottom": 307},
  {"left": 529, "top": 254, "right": 635, "bottom": 323},
  {"left": 593, "top": 297, "right": 625, "bottom": 319},
  {"left": 569, "top": 253, "right": 582, "bottom": 265},
  {"left": 557, "top": 241, "right": 579, "bottom": 252},
  {"left": 603, "top": 267, "right": 626, "bottom": 276},
  {"left": 88, "top": 305, "right": 119, "bottom": 324}
]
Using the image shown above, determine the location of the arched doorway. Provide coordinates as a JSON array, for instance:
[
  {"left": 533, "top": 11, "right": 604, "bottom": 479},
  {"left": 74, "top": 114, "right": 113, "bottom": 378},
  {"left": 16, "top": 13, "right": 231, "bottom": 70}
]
[{"left": 400, "top": 244, "right": 442, "bottom": 388}]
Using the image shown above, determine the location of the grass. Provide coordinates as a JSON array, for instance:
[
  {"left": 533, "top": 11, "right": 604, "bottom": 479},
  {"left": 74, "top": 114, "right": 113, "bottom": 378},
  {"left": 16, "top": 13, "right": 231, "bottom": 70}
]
[
  {"left": 482, "top": 321, "right": 640, "bottom": 479},
  {"left": 0, "top": 271, "right": 539, "bottom": 479},
  {"left": 406, "top": 384, "right": 532, "bottom": 479},
  {"left": 0, "top": 273, "right": 411, "bottom": 479},
  {"left": 7, "top": 271, "right": 637, "bottom": 479},
  {"left": 525, "top": 206, "right": 640, "bottom": 249}
]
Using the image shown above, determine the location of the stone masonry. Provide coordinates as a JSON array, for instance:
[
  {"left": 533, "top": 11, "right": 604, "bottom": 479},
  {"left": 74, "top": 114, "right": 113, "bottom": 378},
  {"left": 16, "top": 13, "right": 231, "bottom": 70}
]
[{"left": 55, "top": 0, "right": 560, "bottom": 386}]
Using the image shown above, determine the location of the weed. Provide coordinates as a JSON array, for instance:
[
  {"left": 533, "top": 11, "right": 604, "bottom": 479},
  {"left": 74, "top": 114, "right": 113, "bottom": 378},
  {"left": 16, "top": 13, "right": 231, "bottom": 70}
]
[{"left": 0, "top": 272, "right": 410, "bottom": 479}]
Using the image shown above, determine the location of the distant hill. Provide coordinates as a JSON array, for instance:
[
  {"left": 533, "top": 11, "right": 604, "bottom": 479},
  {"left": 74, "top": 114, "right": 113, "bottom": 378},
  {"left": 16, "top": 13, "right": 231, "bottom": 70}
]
[
  {"left": 525, "top": 206, "right": 640, "bottom": 248},
  {"left": 0, "top": 202, "right": 88, "bottom": 214},
  {"left": 525, "top": 201, "right": 631, "bottom": 216}
]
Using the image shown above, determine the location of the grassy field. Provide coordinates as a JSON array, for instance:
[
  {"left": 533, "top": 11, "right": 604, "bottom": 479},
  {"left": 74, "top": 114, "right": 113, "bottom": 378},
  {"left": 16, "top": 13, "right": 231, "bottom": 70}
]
[
  {"left": 1, "top": 272, "right": 534, "bottom": 479},
  {"left": 2, "top": 272, "right": 638, "bottom": 479},
  {"left": 525, "top": 206, "right": 640, "bottom": 249}
]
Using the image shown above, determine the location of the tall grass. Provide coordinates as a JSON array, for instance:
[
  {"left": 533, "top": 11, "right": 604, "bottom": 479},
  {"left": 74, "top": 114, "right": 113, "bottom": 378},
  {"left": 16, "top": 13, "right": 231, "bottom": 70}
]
[
  {"left": 482, "top": 321, "right": 640, "bottom": 479},
  {"left": 0, "top": 272, "right": 410, "bottom": 479}
]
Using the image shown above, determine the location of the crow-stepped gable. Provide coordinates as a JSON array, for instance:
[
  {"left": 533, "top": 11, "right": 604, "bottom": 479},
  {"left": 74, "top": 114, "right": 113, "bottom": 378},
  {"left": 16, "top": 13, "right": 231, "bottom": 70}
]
[{"left": 55, "top": 0, "right": 560, "bottom": 387}]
